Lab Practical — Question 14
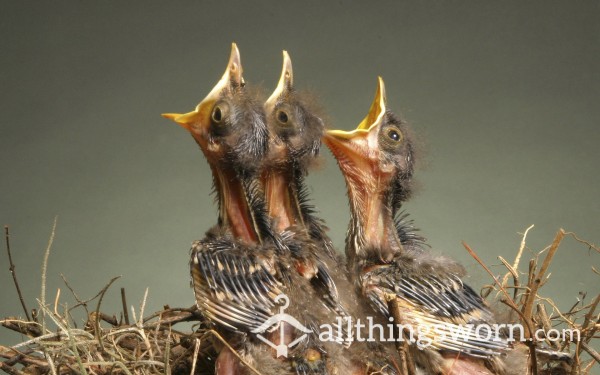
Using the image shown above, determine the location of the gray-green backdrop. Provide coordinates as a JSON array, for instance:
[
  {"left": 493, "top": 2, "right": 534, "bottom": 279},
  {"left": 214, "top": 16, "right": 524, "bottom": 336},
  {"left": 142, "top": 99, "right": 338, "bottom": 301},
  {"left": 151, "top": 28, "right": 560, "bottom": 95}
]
[{"left": 1, "top": 1, "right": 598, "bottom": 348}]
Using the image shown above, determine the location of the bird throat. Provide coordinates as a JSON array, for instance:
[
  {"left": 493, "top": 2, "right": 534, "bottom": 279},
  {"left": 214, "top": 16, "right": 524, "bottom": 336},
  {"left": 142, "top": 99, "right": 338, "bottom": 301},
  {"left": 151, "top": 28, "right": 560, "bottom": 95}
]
[
  {"left": 262, "top": 169, "right": 304, "bottom": 233},
  {"left": 213, "top": 166, "right": 261, "bottom": 244},
  {"left": 348, "top": 179, "right": 402, "bottom": 262}
]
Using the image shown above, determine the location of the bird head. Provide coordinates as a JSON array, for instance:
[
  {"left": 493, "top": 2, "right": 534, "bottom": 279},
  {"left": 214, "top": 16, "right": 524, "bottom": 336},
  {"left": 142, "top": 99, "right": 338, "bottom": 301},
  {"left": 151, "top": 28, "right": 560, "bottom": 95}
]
[
  {"left": 263, "top": 51, "right": 324, "bottom": 170},
  {"left": 324, "top": 77, "right": 415, "bottom": 211},
  {"left": 162, "top": 43, "right": 268, "bottom": 173},
  {"left": 162, "top": 44, "right": 270, "bottom": 244}
]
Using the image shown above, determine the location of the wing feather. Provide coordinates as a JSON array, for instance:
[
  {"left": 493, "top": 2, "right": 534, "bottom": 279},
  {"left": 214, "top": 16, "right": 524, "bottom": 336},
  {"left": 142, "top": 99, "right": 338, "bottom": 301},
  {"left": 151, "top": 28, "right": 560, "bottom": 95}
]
[
  {"left": 190, "top": 239, "right": 283, "bottom": 332},
  {"left": 362, "top": 259, "right": 508, "bottom": 358}
]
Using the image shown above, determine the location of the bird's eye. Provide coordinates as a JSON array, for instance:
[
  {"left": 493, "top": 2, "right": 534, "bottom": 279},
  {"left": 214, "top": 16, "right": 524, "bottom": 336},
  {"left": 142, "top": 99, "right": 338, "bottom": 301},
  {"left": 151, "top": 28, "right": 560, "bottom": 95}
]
[
  {"left": 209, "top": 101, "right": 231, "bottom": 136},
  {"left": 386, "top": 128, "right": 402, "bottom": 142},
  {"left": 211, "top": 106, "right": 223, "bottom": 123},
  {"left": 277, "top": 110, "right": 289, "bottom": 124}
]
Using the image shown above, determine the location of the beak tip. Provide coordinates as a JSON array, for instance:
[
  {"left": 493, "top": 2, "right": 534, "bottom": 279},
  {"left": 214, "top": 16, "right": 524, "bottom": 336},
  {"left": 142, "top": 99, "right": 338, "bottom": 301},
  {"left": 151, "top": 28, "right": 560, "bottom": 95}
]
[
  {"left": 161, "top": 113, "right": 178, "bottom": 121},
  {"left": 227, "top": 43, "right": 243, "bottom": 85},
  {"left": 282, "top": 51, "right": 293, "bottom": 84},
  {"left": 266, "top": 50, "right": 293, "bottom": 104},
  {"left": 230, "top": 42, "right": 240, "bottom": 58},
  {"left": 377, "top": 77, "right": 386, "bottom": 100}
]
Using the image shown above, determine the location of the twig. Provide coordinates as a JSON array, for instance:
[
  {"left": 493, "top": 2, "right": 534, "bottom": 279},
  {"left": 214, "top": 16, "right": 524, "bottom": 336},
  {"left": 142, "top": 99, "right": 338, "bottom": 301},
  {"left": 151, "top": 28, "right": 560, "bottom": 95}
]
[
  {"left": 93, "top": 276, "right": 121, "bottom": 350},
  {"left": 580, "top": 342, "right": 600, "bottom": 364},
  {"left": 501, "top": 224, "right": 534, "bottom": 287},
  {"left": 499, "top": 256, "right": 518, "bottom": 282},
  {"left": 522, "top": 229, "right": 564, "bottom": 332},
  {"left": 1, "top": 318, "right": 42, "bottom": 337},
  {"left": 62, "top": 273, "right": 121, "bottom": 317},
  {"left": 463, "top": 241, "right": 538, "bottom": 375},
  {"left": 582, "top": 360, "right": 596, "bottom": 375},
  {"left": 206, "top": 330, "right": 264, "bottom": 375},
  {"left": 514, "top": 225, "right": 534, "bottom": 270},
  {"left": 0, "top": 346, "right": 47, "bottom": 367},
  {"left": 462, "top": 242, "right": 534, "bottom": 333},
  {"left": 143, "top": 305, "right": 198, "bottom": 321},
  {"left": 523, "top": 259, "right": 536, "bottom": 307},
  {"left": 498, "top": 256, "right": 521, "bottom": 300},
  {"left": 582, "top": 294, "right": 600, "bottom": 343},
  {"left": 65, "top": 304, "right": 88, "bottom": 375},
  {"left": 4, "top": 226, "right": 31, "bottom": 321},
  {"left": 0, "top": 362, "right": 23, "bottom": 375},
  {"left": 573, "top": 293, "right": 600, "bottom": 372},
  {"left": 517, "top": 228, "right": 564, "bottom": 375},
  {"left": 566, "top": 293, "right": 586, "bottom": 316},
  {"left": 153, "top": 312, "right": 163, "bottom": 357},
  {"left": 499, "top": 225, "right": 534, "bottom": 302},
  {"left": 44, "top": 350, "right": 57, "bottom": 375},
  {"left": 139, "top": 288, "right": 149, "bottom": 326},
  {"left": 53, "top": 288, "right": 61, "bottom": 317},
  {"left": 37, "top": 299, "right": 70, "bottom": 336},
  {"left": 38, "top": 217, "right": 58, "bottom": 375},
  {"left": 144, "top": 311, "right": 196, "bottom": 328},
  {"left": 190, "top": 338, "right": 200, "bottom": 375},
  {"left": 121, "top": 287, "right": 130, "bottom": 325},
  {"left": 138, "top": 289, "right": 154, "bottom": 357},
  {"left": 60, "top": 274, "right": 89, "bottom": 315},
  {"left": 563, "top": 231, "right": 600, "bottom": 254},
  {"left": 83, "top": 361, "right": 133, "bottom": 375},
  {"left": 40, "top": 216, "right": 58, "bottom": 335},
  {"left": 536, "top": 304, "right": 557, "bottom": 349}
]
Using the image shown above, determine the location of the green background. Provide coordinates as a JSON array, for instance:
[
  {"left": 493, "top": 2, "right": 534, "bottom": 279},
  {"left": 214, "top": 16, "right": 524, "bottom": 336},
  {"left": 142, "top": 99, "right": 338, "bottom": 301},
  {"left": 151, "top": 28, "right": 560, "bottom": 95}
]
[{"left": 1, "top": 1, "right": 598, "bottom": 350}]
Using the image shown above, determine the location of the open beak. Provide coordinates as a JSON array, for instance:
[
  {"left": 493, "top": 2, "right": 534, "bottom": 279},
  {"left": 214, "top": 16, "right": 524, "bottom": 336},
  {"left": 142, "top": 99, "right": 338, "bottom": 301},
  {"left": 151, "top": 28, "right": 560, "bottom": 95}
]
[
  {"left": 161, "top": 43, "right": 244, "bottom": 138},
  {"left": 265, "top": 50, "right": 293, "bottom": 109},
  {"left": 323, "top": 77, "right": 387, "bottom": 175},
  {"left": 261, "top": 51, "right": 298, "bottom": 231}
]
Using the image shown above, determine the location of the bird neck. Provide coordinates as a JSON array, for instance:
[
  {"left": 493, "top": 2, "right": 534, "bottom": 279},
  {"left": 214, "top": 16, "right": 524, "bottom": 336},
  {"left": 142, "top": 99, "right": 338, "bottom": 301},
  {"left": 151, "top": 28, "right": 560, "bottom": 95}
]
[
  {"left": 261, "top": 167, "right": 305, "bottom": 233},
  {"left": 346, "top": 180, "right": 403, "bottom": 264},
  {"left": 212, "top": 166, "right": 261, "bottom": 244}
]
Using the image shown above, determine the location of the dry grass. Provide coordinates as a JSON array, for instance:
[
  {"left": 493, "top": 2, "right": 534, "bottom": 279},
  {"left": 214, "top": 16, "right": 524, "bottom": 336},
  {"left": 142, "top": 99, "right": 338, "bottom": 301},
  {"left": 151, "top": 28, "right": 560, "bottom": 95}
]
[
  {"left": 0, "top": 221, "right": 215, "bottom": 375},
  {"left": 1, "top": 223, "right": 598, "bottom": 375}
]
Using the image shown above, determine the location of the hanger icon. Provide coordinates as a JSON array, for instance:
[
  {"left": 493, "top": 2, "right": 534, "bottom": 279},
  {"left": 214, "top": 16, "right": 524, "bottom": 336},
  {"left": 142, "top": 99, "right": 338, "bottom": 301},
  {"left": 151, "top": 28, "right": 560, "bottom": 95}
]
[{"left": 251, "top": 294, "right": 313, "bottom": 358}]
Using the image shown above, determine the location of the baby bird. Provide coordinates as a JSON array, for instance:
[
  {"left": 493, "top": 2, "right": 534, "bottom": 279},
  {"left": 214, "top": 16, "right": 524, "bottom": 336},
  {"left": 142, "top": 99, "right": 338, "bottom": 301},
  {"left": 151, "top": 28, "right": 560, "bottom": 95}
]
[
  {"left": 262, "top": 51, "right": 340, "bottom": 374},
  {"left": 262, "top": 51, "right": 343, "bottom": 314},
  {"left": 323, "top": 77, "right": 508, "bottom": 375},
  {"left": 163, "top": 43, "right": 274, "bottom": 247},
  {"left": 164, "top": 43, "right": 291, "bottom": 374},
  {"left": 262, "top": 52, "right": 400, "bottom": 375},
  {"left": 262, "top": 50, "right": 335, "bottom": 259}
]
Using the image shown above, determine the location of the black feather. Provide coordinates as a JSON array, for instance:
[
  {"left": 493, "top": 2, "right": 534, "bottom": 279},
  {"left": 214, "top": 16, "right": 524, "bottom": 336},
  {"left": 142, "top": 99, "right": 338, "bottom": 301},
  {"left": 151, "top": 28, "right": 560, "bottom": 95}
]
[{"left": 393, "top": 210, "right": 429, "bottom": 253}]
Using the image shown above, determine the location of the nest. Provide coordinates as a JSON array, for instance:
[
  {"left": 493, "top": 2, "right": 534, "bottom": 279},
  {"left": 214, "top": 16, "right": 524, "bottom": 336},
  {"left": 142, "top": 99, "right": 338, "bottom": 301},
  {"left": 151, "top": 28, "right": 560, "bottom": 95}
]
[{"left": 1, "top": 221, "right": 598, "bottom": 375}]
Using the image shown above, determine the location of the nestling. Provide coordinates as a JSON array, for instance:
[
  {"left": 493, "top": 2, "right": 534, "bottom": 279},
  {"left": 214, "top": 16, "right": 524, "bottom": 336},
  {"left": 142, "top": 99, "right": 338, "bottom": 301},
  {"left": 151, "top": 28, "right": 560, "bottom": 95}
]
[{"left": 324, "top": 77, "right": 509, "bottom": 375}]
